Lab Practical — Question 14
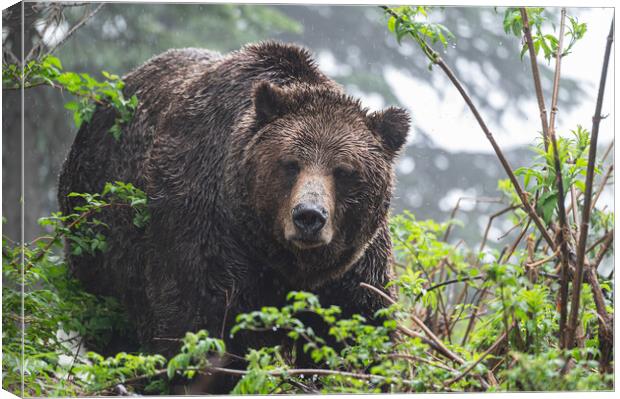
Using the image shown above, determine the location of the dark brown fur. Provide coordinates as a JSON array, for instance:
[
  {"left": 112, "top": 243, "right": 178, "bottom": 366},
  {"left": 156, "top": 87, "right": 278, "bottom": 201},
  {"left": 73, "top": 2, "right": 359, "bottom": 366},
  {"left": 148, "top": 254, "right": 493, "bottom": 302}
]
[{"left": 58, "top": 42, "right": 410, "bottom": 387}]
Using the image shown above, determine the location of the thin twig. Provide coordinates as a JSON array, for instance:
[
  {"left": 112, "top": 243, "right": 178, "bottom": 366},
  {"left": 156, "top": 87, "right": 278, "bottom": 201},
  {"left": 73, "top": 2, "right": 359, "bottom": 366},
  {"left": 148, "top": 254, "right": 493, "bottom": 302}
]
[
  {"left": 63, "top": 337, "right": 84, "bottom": 384},
  {"left": 503, "top": 217, "right": 532, "bottom": 262},
  {"left": 600, "top": 139, "right": 614, "bottom": 164},
  {"left": 415, "top": 276, "right": 484, "bottom": 302},
  {"left": 359, "top": 282, "right": 466, "bottom": 366},
  {"left": 526, "top": 247, "right": 561, "bottom": 269},
  {"left": 460, "top": 285, "right": 488, "bottom": 346},
  {"left": 496, "top": 214, "right": 526, "bottom": 240},
  {"left": 443, "top": 198, "right": 463, "bottom": 242},
  {"left": 444, "top": 327, "right": 510, "bottom": 386},
  {"left": 479, "top": 205, "right": 519, "bottom": 253},
  {"left": 590, "top": 164, "right": 614, "bottom": 212},
  {"left": 586, "top": 229, "right": 613, "bottom": 255},
  {"left": 566, "top": 17, "right": 614, "bottom": 350},
  {"left": 443, "top": 197, "right": 503, "bottom": 242},
  {"left": 388, "top": 354, "right": 456, "bottom": 372},
  {"left": 591, "top": 230, "right": 614, "bottom": 271},
  {"left": 568, "top": 167, "right": 580, "bottom": 230},
  {"left": 41, "top": 3, "right": 105, "bottom": 59},
  {"left": 520, "top": 8, "right": 551, "bottom": 149}
]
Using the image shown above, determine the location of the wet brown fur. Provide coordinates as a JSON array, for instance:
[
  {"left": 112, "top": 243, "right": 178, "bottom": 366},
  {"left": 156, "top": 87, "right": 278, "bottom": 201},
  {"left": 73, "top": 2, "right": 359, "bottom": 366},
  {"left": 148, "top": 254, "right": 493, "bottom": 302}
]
[{"left": 57, "top": 42, "right": 410, "bottom": 388}]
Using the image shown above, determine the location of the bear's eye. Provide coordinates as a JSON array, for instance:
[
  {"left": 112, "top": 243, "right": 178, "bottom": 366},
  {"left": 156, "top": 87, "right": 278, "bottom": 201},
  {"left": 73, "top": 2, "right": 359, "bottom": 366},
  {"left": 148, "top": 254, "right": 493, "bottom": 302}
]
[
  {"left": 333, "top": 165, "right": 358, "bottom": 181},
  {"left": 279, "top": 158, "right": 300, "bottom": 177}
]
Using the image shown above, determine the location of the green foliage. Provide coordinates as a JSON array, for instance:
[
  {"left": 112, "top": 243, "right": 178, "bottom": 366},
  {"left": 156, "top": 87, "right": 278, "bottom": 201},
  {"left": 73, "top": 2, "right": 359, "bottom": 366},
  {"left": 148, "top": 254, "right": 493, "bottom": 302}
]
[
  {"left": 501, "top": 349, "right": 613, "bottom": 391},
  {"left": 385, "top": 6, "right": 455, "bottom": 68},
  {"left": 502, "top": 7, "right": 587, "bottom": 62},
  {"left": 2, "top": 55, "right": 138, "bottom": 140},
  {"left": 506, "top": 126, "right": 603, "bottom": 226},
  {"left": 167, "top": 331, "right": 226, "bottom": 380},
  {"left": 74, "top": 352, "right": 166, "bottom": 394},
  {"left": 231, "top": 291, "right": 418, "bottom": 394},
  {"left": 2, "top": 182, "right": 149, "bottom": 396}
]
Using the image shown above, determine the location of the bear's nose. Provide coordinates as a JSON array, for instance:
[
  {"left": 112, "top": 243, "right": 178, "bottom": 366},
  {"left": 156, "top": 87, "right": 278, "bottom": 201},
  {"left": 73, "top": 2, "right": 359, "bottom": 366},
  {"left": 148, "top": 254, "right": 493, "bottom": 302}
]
[{"left": 292, "top": 203, "right": 327, "bottom": 236}]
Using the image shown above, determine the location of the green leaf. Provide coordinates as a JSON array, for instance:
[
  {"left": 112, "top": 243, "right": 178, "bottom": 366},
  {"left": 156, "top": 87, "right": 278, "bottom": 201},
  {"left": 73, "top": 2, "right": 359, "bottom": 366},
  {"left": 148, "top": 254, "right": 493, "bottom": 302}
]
[
  {"left": 64, "top": 101, "right": 79, "bottom": 111},
  {"left": 537, "top": 191, "right": 558, "bottom": 224},
  {"left": 388, "top": 16, "right": 396, "bottom": 33},
  {"left": 574, "top": 180, "right": 586, "bottom": 193},
  {"left": 44, "top": 55, "right": 62, "bottom": 70}
]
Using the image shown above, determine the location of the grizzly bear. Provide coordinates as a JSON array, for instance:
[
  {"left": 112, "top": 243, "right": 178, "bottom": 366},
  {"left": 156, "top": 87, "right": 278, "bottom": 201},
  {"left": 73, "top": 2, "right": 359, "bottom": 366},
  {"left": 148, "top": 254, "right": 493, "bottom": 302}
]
[{"left": 58, "top": 41, "right": 410, "bottom": 379}]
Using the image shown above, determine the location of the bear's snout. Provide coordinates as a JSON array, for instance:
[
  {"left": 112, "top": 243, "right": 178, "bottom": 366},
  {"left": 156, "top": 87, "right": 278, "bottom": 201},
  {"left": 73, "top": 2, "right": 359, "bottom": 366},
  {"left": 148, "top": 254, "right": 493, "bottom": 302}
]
[
  {"left": 292, "top": 203, "right": 328, "bottom": 237},
  {"left": 283, "top": 170, "right": 335, "bottom": 250}
]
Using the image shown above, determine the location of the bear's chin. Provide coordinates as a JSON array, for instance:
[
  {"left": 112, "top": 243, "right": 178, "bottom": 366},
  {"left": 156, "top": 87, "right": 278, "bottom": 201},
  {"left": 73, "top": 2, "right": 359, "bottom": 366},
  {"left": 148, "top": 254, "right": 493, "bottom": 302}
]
[
  {"left": 290, "top": 238, "right": 330, "bottom": 251},
  {"left": 280, "top": 241, "right": 369, "bottom": 290}
]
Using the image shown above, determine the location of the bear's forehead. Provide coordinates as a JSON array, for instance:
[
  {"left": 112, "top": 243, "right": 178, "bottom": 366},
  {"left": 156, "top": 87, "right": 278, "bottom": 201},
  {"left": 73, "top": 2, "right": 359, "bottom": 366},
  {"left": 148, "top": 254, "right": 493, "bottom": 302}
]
[
  {"left": 274, "top": 125, "right": 383, "bottom": 168},
  {"left": 277, "top": 114, "right": 376, "bottom": 148}
]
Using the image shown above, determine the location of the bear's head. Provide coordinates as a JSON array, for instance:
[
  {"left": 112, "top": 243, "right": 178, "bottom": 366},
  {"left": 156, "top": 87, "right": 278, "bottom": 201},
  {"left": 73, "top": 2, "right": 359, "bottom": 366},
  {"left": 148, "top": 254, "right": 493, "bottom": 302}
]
[{"left": 236, "top": 81, "right": 410, "bottom": 289}]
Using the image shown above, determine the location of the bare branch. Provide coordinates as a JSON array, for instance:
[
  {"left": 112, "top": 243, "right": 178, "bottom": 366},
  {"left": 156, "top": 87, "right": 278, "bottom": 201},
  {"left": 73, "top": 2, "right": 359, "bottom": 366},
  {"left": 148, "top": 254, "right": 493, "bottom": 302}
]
[
  {"left": 479, "top": 205, "right": 519, "bottom": 253},
  {"left": 586, "top": 229, "right": 613, "bottom": 256},
  {"left": 584, "top": 249, "right": 613, "bottom": 373},
  {"left": 503, "top": 217, "right": 532, "bottom": 262},
  {"left": 591, "top": 230, "right": 614, "bottom": 271},
  {"left": 590, "top": 164, "right": 614, "bottom": 212},
  {"left": 526, "top": 247, "right": 560, "bottom": 269},
  {"left": 566, "top": 17, "right": 614, "bottom": 350},
  {"left": 38, "top": 3, "right": 105, "bottom": 61},
  {"left": 443, "top": 197, "right": 504, "bottom": 242},
  {"left": 520, "top": 8, "right": 551, "bottom": 149},
  {"left": 600, "top": 139, "right": 614, "bottom": 164}
]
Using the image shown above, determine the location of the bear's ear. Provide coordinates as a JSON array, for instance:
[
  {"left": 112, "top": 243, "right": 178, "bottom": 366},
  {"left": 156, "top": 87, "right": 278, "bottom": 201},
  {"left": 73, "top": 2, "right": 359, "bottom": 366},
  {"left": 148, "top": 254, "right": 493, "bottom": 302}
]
[
  {"left": 253, "top": 81, "right": 291, "bottom": 126},
  {"left": 367, "top": 107, "right": 411, "bottom": 155}
]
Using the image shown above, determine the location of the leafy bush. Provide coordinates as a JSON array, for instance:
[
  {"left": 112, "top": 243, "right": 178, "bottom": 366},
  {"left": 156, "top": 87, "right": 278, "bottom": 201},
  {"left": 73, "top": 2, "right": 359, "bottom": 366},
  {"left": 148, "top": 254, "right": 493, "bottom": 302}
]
[
  {"left": 3, "top": 55, "right": 137, "bottom": 140},
  {"left": 2, "top": 182, "right": 148, "bottom": 396}
]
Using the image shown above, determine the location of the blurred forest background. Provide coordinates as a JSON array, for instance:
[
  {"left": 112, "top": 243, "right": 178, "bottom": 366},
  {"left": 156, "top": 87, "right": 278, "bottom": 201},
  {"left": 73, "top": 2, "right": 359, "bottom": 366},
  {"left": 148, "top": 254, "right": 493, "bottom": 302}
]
[{"left": 2, "top": 2, "right": 614, "bottom": 248}]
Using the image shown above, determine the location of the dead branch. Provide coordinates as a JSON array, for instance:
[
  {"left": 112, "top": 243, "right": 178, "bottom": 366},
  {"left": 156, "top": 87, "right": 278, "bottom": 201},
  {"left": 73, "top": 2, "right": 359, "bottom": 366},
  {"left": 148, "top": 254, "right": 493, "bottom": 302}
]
[
  {"left": 479, "top": 205, "right": 519, "bottom": 253},
  {"left": 38, "top": 3, "right": 105, "bottom": 61},
  {"left": 600, "top": 139, "right": 614, "bottom": 164},
  {"left": 520, "top": 8, "right": 551, "bottom": 149},
  {"left": 503, "top": 217, "right": 532, "bottom": 262},
  {"left": 566, "top": 17, "right": 614, "bottom": 350},
  {"left": 584, "top": 255, "right": 613, "bottom": 373},
  {"left": 443, "top": 196, "right": 504, "bottom": 242},
  {"left": 586, "top": 229, "right": 614, "bottom": 255},
  {"left": 590, "top": 164, "right": 614, "bottom": 212},
  {"left": 591, "top": 230, "right": 614, "bottom": 271},
  {"left": 526, "top": 247, "right": 560, "bottom": 269},
  {"left": 416, "top": 276, "right": 484, "bottom": 302}
]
